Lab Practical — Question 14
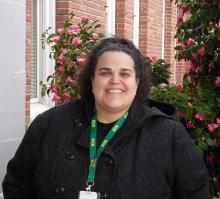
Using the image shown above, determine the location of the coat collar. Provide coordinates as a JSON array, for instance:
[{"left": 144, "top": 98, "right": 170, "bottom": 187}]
[{"left": 72, "top": 98, "right": 175, "bottom": 156}]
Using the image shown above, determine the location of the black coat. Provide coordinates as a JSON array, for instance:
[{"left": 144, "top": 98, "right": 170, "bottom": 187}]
[{"left": 2, "top": 99, "right": 210, "bottom": 199}]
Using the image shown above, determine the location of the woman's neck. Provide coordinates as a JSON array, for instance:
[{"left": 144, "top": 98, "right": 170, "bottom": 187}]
[{"left": 95, "top": 107, "right": 129, "bottom": 124}]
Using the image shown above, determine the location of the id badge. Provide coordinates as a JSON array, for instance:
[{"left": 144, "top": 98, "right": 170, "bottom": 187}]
[{"left": 78, "top": 191, "right": 101, "bottom": 199}]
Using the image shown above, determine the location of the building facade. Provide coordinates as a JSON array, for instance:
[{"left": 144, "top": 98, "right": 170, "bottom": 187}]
[{"left": 26, "top": 0, "right": 187, "bottom": 126}]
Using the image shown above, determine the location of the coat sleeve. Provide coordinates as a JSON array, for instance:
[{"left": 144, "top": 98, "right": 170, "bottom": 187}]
[
  {"left": 2, "top": 113, "right": 47, "bottom": 199},
  {"left": 173, "top": 123, "right": 210, "bottom": 199}
]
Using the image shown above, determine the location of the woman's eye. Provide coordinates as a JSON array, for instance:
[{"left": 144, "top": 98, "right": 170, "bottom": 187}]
[
  {"left": 120, "top": 73, "right": 130, "bottom": 77},
  {"left": 100, "top": 72, "right": 111, "bottom": 76}
]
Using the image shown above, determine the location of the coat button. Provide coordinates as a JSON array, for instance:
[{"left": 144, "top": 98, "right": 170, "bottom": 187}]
[
  {"left": 74, "top": 119, "right": 83, "bottom": 126},
  {"left": 65, "top": 151, "right": 77, "bottom": 160},
  {"left": 102, "top": 193, "right": 108, "bottom": 198},
  {"left": 104, "top": 157, "right": 114, "bottom": 166},
  {"left": 55, "top": 186, "right": 65, "bottom": 193}
]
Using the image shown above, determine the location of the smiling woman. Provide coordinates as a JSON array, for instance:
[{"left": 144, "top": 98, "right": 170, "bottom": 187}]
[
  {"left": 91, "top": 51, "right": 139, "bottom": 123},
  {"left": 2, "top": 37, "right": 210, "bottom": 199}
]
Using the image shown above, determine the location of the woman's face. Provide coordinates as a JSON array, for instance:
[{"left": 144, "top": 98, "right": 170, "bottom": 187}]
[{"left": 92, "top": 51, "right": 139, "bottom": 115}]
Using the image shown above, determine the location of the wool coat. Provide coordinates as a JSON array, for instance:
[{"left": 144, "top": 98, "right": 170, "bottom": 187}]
[{"left": 2, "top": 99, "right": 210, "bottom": 199}]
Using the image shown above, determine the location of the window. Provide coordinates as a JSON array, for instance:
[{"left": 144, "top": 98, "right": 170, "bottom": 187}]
[
  {"left": 30, "top": 0, "right": 55, "bottom": 120},
  {"left": 133, "top": 0, "right": 140, "bottom": 47},
  {"left": 105, "top": 0, "right": 116, "bottom": 36},
  {"left": 31, "top": 0, "right": 39, "bottom": 101}
]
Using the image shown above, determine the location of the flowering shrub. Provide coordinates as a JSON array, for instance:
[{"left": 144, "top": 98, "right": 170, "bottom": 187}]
[
  {"left": 41, "top": 13, "right": 103, "bottom": 104},
  {"left": 154, "top": 0, "right": 220, "bottom": 197}
]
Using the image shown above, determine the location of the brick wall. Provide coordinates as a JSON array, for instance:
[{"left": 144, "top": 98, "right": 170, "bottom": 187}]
[
  {"left": 139, "top": 0, "right": 163, "bottom": 58},
  {"left": 56, "top": 0, "right": 106, "bottom": 33},
  {"left": 176, "top": 61, "right": 189, "bottom": 84},
  {"left": 26, "top": 0, "right": 31, "bottom": 125},
  {"left": 115, "top": 0, "right": 134, "bottom": 40},
  {"left": 164, "top": 0, "right": 177, "bottom": 84}
]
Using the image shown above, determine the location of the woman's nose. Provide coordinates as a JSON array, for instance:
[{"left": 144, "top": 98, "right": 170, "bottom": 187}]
[{"left": 109, "top": 74, "right": 120, "bottom": 84}]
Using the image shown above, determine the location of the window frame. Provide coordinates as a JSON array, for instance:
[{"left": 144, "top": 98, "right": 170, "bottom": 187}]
[
  {"left": 105, "top": 0, "right": 116, "bottom": 37},
  {"left": 30, "top": 0, "right": 55, "bottom": 121},
  {"left": 133, "top": 0, "right": 140, "bottom": 47}
]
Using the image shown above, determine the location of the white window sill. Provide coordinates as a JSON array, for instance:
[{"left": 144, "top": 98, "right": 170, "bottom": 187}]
[
  {"left": 0, "top": 193, "right": 3, "bottom": 199},
  {"left": 30, "top": 103, "right": 52, "bottom": 122}
]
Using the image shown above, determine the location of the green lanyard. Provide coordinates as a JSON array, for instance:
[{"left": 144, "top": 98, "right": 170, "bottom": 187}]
[{"left": 87, "top": 112, "right": 128, "bottom": 189}]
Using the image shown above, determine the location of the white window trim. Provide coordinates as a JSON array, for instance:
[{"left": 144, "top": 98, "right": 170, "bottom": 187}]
[
  {"left": 105, "top": 0, "right": 115, "bottom": 37},
  {"left": 30, "top": 0, "right": 55, "bottom": 122},
  {"left": 30, "top": 0, "right": 40, "bottom": 103},
  {"left": 133, "top": 0, "right": 140, "bottom": 47}
]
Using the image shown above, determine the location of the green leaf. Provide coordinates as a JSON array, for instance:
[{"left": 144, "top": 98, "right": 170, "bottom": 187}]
[
  {"left": 195, "top": 145, "right": 204, "bottom": 157},
  {"left": 205, "top": 137, "right": 214, "bottom": 146},
  {"left": 197, "top": 140, "right": 209, "bottom": 151}
]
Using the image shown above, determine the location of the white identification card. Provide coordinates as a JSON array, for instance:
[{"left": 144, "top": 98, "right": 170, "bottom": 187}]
[{"left": 78, "top": 191, "right": 100, "bottom": 199}]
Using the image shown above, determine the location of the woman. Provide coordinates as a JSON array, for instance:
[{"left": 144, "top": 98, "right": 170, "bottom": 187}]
[{"left": 3, "top": 37, "right": 209, "bottom": 199}]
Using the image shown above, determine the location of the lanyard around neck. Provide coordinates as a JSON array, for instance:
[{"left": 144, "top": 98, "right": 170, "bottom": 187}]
[{"left": 87, "top": 112, "right": 128, "bottom": 188}]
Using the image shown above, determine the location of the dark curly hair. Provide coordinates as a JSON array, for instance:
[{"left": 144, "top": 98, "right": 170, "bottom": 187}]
[{"left": 78, "top": 36, "right": 150, "bottom": 105}]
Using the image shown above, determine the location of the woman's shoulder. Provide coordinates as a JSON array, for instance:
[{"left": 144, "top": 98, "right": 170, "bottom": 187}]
[
  {"left": 39, "top": 99, "right": 82, "bottom": 118},
  {"left": 29, "top": 99, "right": 84, "bottom": 129}
]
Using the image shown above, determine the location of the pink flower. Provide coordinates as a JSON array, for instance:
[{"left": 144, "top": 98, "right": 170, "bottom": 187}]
[
  {"left": 215, "top": 76, "right": 220, "bottom": 86},
  {"left": 206, "top": 153, "right": 215, "bottom": 164},
  {"left": 57, "top": 66, "right": 65, "bottom": 74},
  {"left": 177, "top": 16, "right": 183, "bottom": 24},
  {"left": 208, "top": 21, "right": 214, "bottom": 26},
  {"left": 207, "top": 61, "right": 214, "bottom": 67},
  {"left": 91, "top": 33, "right": 98, "bottom": 41},
  {"left": 216, "top": 26, "right": 220, "bottom": 32},
  {"left": 65, "top": 76, "right": 74, "bottom": 84},
  {"left": 53, "top": 36, "right": 60, "bottom": 43},
  {"left": 151, "top": 56, "right": 157, "bottom": 63},
  {"left": 190, "top": 61, "right": 197, "bottom": 71},
  {"left": 57, "top": 28, "right": 63, "bottom": 35},
  {"left": 192, "top": 53, "right": 197, "bottom": 59},
  {"left": 208, "top": 123, "right": 218, "bottom": 133},
  {"left": 50, "top": 85, "right": 58, "bottom": 93},
  {"left": 177, "top": 110, "right": 185, "bottom": 118},
  {"left": 179, "top": 5, "right": 186, "bottom": 13},
  {"left": 216, "top": 117, "right": 220, "bottom": 124},
  {"left": 71, "top": 25, "right": 81, "bottom": 33},
  {"left": 177, "top": 43, "right": 185, "bottom": 49},
  {"left": 72, "top": 37, "right": 81, "bottom": 47},
  {"left": 52, "top": 94, "right": 61, "bottom": 103},
  {"left": 63, "top": 92, "right": 71, "bottom": 103},
  {"left": 58, "top": 53, "right": 65, "bottom": 64},
  {"left": 197, "top": 47, "right": 205, "bottom": 56},
  {"left": 186, "top": 121, "right": 194, "bottom": 129},
  {"left": 187, "top": 38, "right": 194, "bottom": 46},
  {"left": 177, "top": 84, "right": 182, "bottom": 92},
  {"left": 195, "top": 113, "right": 205, "bottom": 121},
  {"left": 67, "top": 29, "right": 72, "bottom": 35},
  {"left": 218, "top": 36, "right": 220, "bottom": 41},
  {"left": 213, "top": 139, "right": 217, "bottom": 146},
  {"left": 67, "top": 61, "right": 74, "bottom": 70},
  {"left": 77, "top": 58, "right": 86, "bottom": 66},
  {"left": 81, "top": 16, "right": 88, "bottom": 23},
  {"left": 60, "top": 47, "right": 65, "bottom": 53}
]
